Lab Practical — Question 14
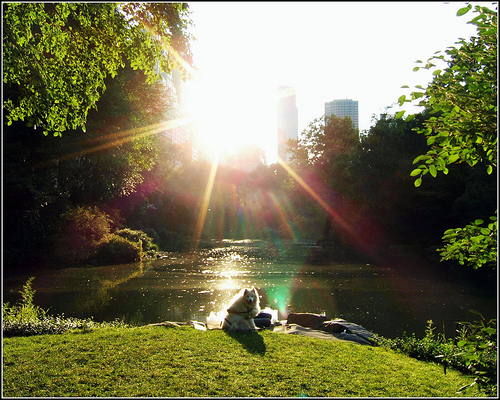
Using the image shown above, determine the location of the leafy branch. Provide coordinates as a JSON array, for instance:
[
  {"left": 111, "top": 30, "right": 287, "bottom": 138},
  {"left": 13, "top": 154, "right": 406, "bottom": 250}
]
[
  {"left": 438, "top": 214, "right": 497, "bottom": 269},
  {"left": 397, "top": 4, "right": 497, "bottom": 188}
]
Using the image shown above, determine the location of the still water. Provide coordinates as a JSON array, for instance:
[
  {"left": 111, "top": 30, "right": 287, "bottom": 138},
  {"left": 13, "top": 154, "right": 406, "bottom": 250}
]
[{"left": 3, "top": 240, "right": 496, "bottom": 339}]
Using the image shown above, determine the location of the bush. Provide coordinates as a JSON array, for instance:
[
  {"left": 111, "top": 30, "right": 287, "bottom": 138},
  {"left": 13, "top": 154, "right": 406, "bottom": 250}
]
[
  {"left": 2, "top": 277, "right": 127, "bottom": 337},
  {"left": 374, "top": 318, "right": 497, "bottom": 396},
  {"left": 454, "top": 312, "right": 497, "bottom": 396},
  {"left": 95, "top": 234, "right": 143, "bottom": 264},
  {"left": 114, "top": 228, "right": 159, "bottom": 254},
  {"left": 53, "top": 206, "right": 113, "bottom": 265},
  {"left": 142, "top": 228, "right": 161, "bottom": 249}
]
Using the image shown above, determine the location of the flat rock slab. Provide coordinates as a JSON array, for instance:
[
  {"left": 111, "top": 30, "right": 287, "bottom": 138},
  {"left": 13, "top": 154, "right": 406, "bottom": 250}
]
[
  {"left": 145, "top": 317, "right": 374, "bottom": 345},
  {"left": 275, "top": 323, "right": 374, "bottom": 345}
]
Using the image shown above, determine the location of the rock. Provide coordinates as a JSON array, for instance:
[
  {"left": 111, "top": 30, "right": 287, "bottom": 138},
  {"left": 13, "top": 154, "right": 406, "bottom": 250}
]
[
  {"left": 190, "top": 321, "right": 207, "bottom": 331},
  {"left": 286, "top": 313, "right": 328, "bottom": 329},
  {"left": 281, "top": 313, "right": 375, "bottom": 345},
  {"left": 317, "top": 320, "right": 348, "bottom": 334}
]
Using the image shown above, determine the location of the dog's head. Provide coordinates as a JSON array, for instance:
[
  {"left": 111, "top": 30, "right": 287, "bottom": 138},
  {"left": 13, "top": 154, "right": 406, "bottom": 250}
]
[{"left": 243, "top": 288, "right": 258, "bottom": 306}]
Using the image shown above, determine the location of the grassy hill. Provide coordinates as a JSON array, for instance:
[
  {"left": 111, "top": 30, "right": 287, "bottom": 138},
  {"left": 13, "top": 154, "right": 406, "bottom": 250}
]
[{"left": 2, "top": 325, "right": 483, "bottom": 397}]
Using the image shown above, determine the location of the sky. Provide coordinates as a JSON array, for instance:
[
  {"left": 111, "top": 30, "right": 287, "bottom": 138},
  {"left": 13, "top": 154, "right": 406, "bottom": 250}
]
[{"left": 182, "top": 1, "right": 491, "bottom": 164}]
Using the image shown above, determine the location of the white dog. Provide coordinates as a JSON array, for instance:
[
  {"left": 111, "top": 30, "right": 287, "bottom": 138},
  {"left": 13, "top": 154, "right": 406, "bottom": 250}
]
[{"left": 222, "top": 288, "right": 260, "bottom": 331}]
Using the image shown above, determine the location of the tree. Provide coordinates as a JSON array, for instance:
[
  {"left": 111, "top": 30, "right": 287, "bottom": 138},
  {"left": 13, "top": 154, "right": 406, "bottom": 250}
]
[
  {"left": 286, "top": 115, "right": 362, "bottom": 255},
  {"left": 3, "top": 2, "right": 193, "bottom": 136},
  {"left": 398, "top": 3, "right": 497, "bottom": 270},
  {"left": 2, "top": 60, "right": 176, "bottom": 271},
  {"left": 290, "top": 115, "right": 359, "bottom": 172}
]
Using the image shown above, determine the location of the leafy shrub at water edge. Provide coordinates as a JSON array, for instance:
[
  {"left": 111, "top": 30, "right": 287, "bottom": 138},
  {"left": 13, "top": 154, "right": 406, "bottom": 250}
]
[
  {"left": 95, "top": 234, "right": 143, "bottom": 263},
  {"left": 115, "top": 228, "right": 159, "bottom": 254},
  {"left": 53, "top": 206, "right": 113, "bottom": 264}
]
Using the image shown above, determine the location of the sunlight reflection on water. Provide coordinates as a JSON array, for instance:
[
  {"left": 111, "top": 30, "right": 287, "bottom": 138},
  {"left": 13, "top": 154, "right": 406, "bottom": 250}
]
[{"left": 3, "top": 240, "right": 496, "bottom": 338}]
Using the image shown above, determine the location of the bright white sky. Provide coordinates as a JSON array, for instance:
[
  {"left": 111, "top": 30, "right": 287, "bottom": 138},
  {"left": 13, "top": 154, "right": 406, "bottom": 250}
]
[{"left": 183, "top": 1, "right": 490, "bottom": 164}]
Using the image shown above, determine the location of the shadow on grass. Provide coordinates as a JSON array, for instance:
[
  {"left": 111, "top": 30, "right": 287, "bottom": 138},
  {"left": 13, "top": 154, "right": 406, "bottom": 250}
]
[{"left": 225, "top": 330, "right": 266, "bottom": 355}]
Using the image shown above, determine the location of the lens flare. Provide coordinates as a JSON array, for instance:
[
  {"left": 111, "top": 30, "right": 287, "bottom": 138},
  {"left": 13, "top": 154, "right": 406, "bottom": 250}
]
[
  {"left": 277, "top": 156, "right": 379, "bottom": 261},
  {"left": 191, "top": 155, "right": 220, "bottom": 252}
]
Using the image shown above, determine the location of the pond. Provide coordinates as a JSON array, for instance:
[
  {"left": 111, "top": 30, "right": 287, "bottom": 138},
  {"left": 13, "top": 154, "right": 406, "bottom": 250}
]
[{"left": 3, "top": 240, "right": 496, "bottom": 339}]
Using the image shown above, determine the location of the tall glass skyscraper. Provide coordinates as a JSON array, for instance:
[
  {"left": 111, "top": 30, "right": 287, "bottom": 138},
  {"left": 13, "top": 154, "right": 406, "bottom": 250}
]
[
  {"left": 277, "top": 86, "right": 298, "bottom": 162},
  {"left": 324, "top": 99, "right": 359, "bottom": 130}
]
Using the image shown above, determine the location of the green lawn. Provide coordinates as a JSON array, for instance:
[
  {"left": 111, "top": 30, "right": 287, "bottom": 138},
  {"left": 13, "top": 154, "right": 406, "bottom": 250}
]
[{"left": 2, "top": 326, "right": 483, "bottom": 397}]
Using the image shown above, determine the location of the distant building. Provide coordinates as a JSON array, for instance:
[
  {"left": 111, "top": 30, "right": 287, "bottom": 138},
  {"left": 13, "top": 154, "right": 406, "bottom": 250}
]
[
  {"left": 277, "top": 86, "right": 298, "bottom": 162},
  {"left": 325, "top": 99, "right": 359, "bottom": 130}
]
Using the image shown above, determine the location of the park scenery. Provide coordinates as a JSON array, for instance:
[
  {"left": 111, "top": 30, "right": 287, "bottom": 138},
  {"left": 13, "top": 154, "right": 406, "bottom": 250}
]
[{"left": 2, "top": 2, "right": 497, "bottom": 397}]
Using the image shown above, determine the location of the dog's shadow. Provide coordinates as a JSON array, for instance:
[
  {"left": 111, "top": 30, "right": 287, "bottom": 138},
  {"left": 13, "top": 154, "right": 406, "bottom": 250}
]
[{"left": 225, "top": 330, "right": 266, "bottom": 355}]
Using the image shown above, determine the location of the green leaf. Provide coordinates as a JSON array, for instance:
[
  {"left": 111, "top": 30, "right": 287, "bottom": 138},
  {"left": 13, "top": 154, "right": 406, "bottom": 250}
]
[
  {"left": 395, "top": 110, "right": 405, "bottom": 119},
  {"left": 457, "top": 4, "right": 472, "bottom": 16},
  {"left": 410, "top": 168, "right": 421, "bottom": 177},
  {"left": 432, "top": 69, "right": 442, "bottom": 76},
  {"left": 414, "top": 178, "right": 422, "bottom": 187},
  {"left": 448, "top": 154, "right": 460, "bottom": 163},
  {"left": 413, "top": 155, "right": 424, "bottom": 164},
  {"left": 429, "top": 165, "right": 437, "bottom": 177},
  {"left": 486, "top": 165, "right": 493, "bottom": 174},
  {"left": 480, "top": 228, "right": 490, "bottom": 235},
  {"left": 474, "top": 219, "right": 484, "bottom": 225}
]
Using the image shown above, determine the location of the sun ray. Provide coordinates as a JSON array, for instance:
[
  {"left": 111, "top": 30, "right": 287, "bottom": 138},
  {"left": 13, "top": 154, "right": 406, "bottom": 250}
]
[
  {"left": 269, "top": 192, "right": 297, "bottom": 241},
  {"left": 35, "top": 117, "right": 191, "bottom": 170},
  {"left": 191, "top": 155, "right": 220, "bottom": 252},
  {"left": 277, "top": 156, "right": 379, "bottom": 261}
]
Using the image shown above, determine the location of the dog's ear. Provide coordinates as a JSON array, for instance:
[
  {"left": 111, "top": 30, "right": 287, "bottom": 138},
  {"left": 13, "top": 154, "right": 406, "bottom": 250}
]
[{"left": 244, "top": 289, "right": 249, "bottom": 295}]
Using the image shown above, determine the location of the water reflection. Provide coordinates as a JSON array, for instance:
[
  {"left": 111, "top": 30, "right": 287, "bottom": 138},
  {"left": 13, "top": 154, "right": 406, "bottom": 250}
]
[{"left": 3, "top": 241, "right": 496, "bottom": 338}]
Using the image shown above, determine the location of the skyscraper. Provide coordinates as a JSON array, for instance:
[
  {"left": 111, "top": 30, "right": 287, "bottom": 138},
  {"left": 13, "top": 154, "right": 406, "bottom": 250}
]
[
  {"left": 277, "top": 86, "right": 298, "bottom": 162},
  {"left": 325, "top": 99, "right": 359, "bottom": 130}
]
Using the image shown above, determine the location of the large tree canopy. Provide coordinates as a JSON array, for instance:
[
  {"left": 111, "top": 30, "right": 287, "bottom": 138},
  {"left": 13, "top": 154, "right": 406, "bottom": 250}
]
[{"left": 3, "top": 2, "right": 193, "bottom": 136}]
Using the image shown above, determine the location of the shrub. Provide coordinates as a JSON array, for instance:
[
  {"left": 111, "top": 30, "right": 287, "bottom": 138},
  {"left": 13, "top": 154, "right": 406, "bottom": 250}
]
[
  {"left": 3, "top": 277, "right": 46, "bottom": 322},
  {"left": 53, "top": 206, "right": 113, "bottom": 265},
  {"left": 374, "top": 318, "right": 497, "bottom": 396},
  {"left": 454, "top": 312, "right": 497, "bottom": 397},
  {"left": 114, "top": 228, "right": 159, "bottom": 254},
  {"left": 2, "top": 277, "right": 127, "bottom": 337},
  {"left": 95, "top": 234, "right": 143, "bottom": 264},
  {"left": 142, "top": 228, "right": 161, "bottom": 249}
]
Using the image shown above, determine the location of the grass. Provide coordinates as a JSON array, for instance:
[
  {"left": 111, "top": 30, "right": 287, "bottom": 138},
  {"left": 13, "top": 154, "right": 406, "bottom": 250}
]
[{"left": 2, "top": 325, "right": 485, "bottom": 397}]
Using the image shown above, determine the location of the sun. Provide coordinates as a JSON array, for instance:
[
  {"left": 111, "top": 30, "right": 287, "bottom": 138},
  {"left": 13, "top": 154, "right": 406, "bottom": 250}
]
[
  {"left": 184, "top": 77, "right": 239, "bottom": 159},
  {"left": 184, "top": 73, "right": 279, "bottom": 163}
]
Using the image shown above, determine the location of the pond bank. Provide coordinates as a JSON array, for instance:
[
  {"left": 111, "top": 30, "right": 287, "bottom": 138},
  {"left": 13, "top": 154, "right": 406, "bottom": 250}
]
[{"left": 147, "top": 312, "right": 376, "bottom": 345}]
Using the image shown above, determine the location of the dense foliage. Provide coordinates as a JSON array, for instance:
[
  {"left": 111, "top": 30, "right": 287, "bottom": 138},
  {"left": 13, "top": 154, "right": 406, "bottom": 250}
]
[
  {"left": 95, "top": 234, "right": 144, "bottom": 264},
  {"left": 375, "top": 316, "right": 497, "bottom": 397},
  {"left": 3, "top": 2, "right": 193, "bottom": 136},
  {"left": 53, "top": 206, "right": 114, "bottom": 264},
  {"left": 398, "top": 4, "right": 497, "bottom": 270}
]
